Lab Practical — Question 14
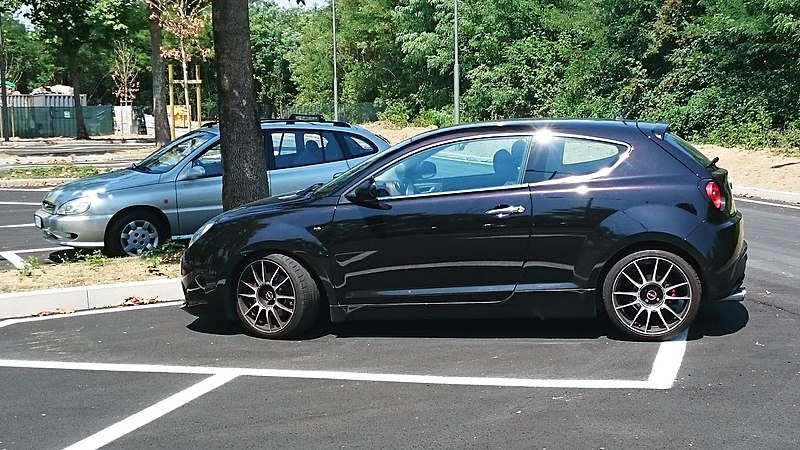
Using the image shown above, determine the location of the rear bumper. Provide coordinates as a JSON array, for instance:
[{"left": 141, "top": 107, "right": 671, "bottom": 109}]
[
  {"left": 719, "top": 286, "right": 746, "bottom": 302},
  {"left": 706, "top": 239, "right": 747, "bottom": 302}
]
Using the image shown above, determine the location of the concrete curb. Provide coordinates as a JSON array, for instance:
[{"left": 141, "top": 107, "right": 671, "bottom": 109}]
[
  {"left": 732, "top": 185, "right": 800, "bottom": 204},
  {"left": 0, "top": 278, "right": 182, "bottom": 319}
]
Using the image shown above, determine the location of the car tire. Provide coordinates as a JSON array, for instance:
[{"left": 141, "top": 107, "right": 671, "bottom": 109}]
[
  {"left": 105, "top": 210, "right": 168, "bottom": 257},
  {"left": 234, "top": 253, "right": 320, "bottom": 339},
  {"left": 602, "top": 249, "right": 701, "bottom": 341}
]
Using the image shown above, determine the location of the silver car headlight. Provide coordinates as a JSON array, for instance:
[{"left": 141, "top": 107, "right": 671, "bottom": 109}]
[
  {"left": 56, "top": 197, "right": 92, "bottom": 215},
  {"left": 189, "top": 220, "right": 216, "bottom": 248}
]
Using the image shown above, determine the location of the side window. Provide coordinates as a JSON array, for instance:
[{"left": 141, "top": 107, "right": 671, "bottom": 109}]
[
  {"left": 191, "top": 143, "right": 223, "bottom": 177},
  {"left": 272, "top": 131, "right": 345, "bottom": 169},
  {"left": 272, "top": 132, "right": 297, "bottom": 169},
  {"left": 526, "top": 136, "right": 624, "bottom": 183},
  {"left": 341, "top": 134, "right": 379, "bottom": 158},
  {"left": 372, "top": 136, "right": 529, "bottom": 198}
]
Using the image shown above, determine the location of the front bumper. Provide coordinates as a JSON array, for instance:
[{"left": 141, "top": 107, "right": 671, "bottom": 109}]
[
  {"left": 33, "top": 209, "right": 111, "bottom": 248},
  {"left": 180, "top": 257, "right": 231, "bottom": 320}
]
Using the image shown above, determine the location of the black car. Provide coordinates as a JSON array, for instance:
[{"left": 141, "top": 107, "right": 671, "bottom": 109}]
[{"left": 181, "top": 119, "right": 747, "bottom": 341}]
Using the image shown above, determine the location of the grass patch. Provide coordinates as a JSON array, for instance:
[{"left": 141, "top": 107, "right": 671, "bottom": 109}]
[
  {"left": 0, "top": 165, "right": 112, "bottom": 180},
  {"left": 140, "top": 240, "right": 186, "bottom": 272}
]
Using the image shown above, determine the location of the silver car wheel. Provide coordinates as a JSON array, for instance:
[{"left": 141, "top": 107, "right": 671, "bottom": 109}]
[
  {"left": 237, "top": 258, "right": 296, "bottom": 334},
  {"left": 610, "top": 255, "right": 694, "bottom": 337},
  {"left": 120, "top": 219, "right": 160, "bottom": 255}
]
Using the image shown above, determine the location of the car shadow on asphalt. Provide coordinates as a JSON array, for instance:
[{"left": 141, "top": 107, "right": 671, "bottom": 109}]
[
  {"left": 187, "top": 315, "right": 247, "bottom": 336},
  {"left": 324, "top": 317, "right": 614, "bottom": 340},
  {"left": 688, "top": 301, "right": 749, "bottom": 341},
  {"left": 185, "top": 302, "right": 749, "bottom": 342}
]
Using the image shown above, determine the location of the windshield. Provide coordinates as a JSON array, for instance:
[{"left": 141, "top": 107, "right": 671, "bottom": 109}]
[
  {"left": 135, "top": 131, "right": 216, "bottom": 174},
  {"left": 314, "top": 149, "right": 391, "bottom": 197}
]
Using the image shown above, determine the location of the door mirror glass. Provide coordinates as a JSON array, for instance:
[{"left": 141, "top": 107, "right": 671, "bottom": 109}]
[{"left": 345, "top": 178, "right": 378, "bottom": 204}]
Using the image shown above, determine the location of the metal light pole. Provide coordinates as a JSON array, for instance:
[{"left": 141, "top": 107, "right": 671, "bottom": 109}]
[
  {"left": 453, "top": 0, "right": 460, "bottom": 125},
  {"left": 0, "top": 12, "right": 10, "bottom": 141},
  {"left": 332, "top": 0, "right": 339, "bottom": 121}
]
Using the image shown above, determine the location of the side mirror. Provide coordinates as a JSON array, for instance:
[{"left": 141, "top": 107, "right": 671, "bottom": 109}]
[
  {"left": 183, "top": 165, "right": 206, "bottom": 180},
  {"left": 419, "top": 161, "right": 437, "bottom": 179},
  {"left": 345, "top": 178, "right": 378, "bottom": 204}
]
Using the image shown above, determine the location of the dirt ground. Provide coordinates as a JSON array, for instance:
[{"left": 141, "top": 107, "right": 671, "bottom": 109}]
[
  {"left": 1, "top": 257, "right": 180, "bottom": 294},
  {"left": 1, "top": 122, "right": 798, "bottom": 295}
]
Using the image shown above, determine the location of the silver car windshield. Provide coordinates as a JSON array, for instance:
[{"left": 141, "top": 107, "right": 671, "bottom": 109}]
[{"left": 134, "top": 131, "right": 216, "bottom": 174}]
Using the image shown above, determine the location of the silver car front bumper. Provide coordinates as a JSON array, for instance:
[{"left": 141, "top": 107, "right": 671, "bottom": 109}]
[{"left": 33, "top": 209, "right": 111, "bottom": 248}]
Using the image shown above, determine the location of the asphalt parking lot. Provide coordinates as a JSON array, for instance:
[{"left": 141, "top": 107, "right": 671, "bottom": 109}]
[{"left": 1, "top": 295, "right": 797, "bottom": 449}]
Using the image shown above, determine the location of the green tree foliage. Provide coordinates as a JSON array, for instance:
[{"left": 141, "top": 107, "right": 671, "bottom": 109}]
[
  {"left": 1, "top": 16, "right": 54, "bottom": 92},
  {"left": 250, "top": 2, "right": 298, "bottom": 117},
  {"left": 4, "top": 0, "right": 797, "bottom": 148},
  {"left": 24, "top": 0, "right": 140, "bottom": 138}
]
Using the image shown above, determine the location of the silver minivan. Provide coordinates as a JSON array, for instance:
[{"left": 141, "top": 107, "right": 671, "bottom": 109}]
[{"left": 34, "top": 118, "right": 390, "bottom": 255}]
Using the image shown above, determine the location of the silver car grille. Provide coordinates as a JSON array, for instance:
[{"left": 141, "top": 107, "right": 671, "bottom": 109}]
[{"left": 42, "top": 200, "right": 56, "bottom": 214}]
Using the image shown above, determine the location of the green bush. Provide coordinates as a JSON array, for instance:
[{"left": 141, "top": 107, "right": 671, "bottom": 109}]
[
  {"left": 412, "top": 107, "right": 453, "bottom": 128},
  {"left": 377, "top": 99, "right": 412, "bottom": 126}
]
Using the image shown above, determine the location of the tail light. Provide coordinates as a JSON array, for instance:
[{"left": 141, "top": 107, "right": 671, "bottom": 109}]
[{"left": 705, "top": 181, "right": 726, "bottom": 211}]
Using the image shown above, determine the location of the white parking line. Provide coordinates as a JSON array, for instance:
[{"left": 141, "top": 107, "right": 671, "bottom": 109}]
[
  {"left": 0, "top": 251, "right": 25, "bottom": 269},
  {"left": 12, "top": 246, "right": 72, "bottom": 253},
  {"left": 62, "top": 373, "right": 238, "bottom": 450},
  {"left": 0, "top": 306, "right": 689, "bottom": 390},
  {"left": 0, "top": 353, "right": 679, "bottom": 389},
  {"left": 0, "top": 223, "right": 35, "bottom": 229},
  {"left": 0, "top": 306, "right": 689, "bottom": 448},
  {"left": 0, "top": 247, "right": 74, "bottom": 269},
  {"left": 0, "top": 201, "right": 41, "bottom": 206}
]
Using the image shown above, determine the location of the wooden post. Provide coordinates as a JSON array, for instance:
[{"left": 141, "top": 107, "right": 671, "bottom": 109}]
[{"left": 168, "top": 64, "right": 175, "bottom": 139}]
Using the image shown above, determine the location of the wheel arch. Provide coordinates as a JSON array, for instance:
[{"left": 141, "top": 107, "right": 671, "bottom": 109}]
[
  {"left": 589, "top": 236, "right": 708, "bottom": 307},
  {"left": 106, "top": 205, "right": 173, "bottom": 239},
  {"left": 225, "top": 247, "right": 334, "bottom": 320}
]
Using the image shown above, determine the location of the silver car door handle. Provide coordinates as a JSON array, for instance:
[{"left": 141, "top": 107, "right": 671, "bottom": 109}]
[{"left": 484, "top": 205, "right": 526, "bottom": 217}]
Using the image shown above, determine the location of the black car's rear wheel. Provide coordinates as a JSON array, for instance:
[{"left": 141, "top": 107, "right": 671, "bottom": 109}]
[
  {"left": 235, "top": 253, "right": 319, "bottom": 339},
  {"left": 603, "top": 250, "right": 701, "bottom": 341}
]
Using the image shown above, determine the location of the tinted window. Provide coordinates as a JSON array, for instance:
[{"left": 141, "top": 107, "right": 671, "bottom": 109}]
[
  {"left": 373, "top": 136, "right": 529, "bottom": 197},
  {"left": 341, "top": 134, "right": 378, "bottom": 158},
  {"left": 526, "top": 136, "right": 624, "bottom": 182},
  {"left": 272, "top": 131, "right": 345, "bottom": 169},
  {"left": 665, "top": 132, "right": 711, "bottom": 167}
]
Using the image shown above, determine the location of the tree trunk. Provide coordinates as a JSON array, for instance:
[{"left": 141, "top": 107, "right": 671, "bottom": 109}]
[
  {"left": 148, "top": 4, "right": 171, "bottom": 146},
  {"left": 211, "top": 0, "right": 268, "bottom": 211},
  {"left": 68, "top": 51, "right": 89, "bottom": 140}
]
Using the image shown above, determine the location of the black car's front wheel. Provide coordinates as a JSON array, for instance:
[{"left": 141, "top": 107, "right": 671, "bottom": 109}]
[
  {"left": 603, "top": 250, "right": 701, "bottom": 341},
  {"left": 235, "top": 253, "right": 320, "bottom": 339}
]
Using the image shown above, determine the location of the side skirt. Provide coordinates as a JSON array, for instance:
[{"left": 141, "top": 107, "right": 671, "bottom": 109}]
[{"left": 329, "top": 289, "right": 598, "bottom": 323}]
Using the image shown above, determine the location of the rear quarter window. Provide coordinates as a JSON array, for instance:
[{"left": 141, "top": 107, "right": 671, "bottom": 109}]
[
  {"left": 342, "top": 134, "right": 379, "bottom": 158},
  {"left": 526, "top": 136, "right": 625, "bottom": 182},
  {"left": 664, "top": 133, "right": 711, "bottom": 167}
]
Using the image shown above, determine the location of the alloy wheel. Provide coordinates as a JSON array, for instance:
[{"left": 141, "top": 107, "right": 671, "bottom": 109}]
[
  {"left": 610, "top": 255, "right": 695, "bottom": 338},
  {"left": 237, "top": 258, "right": 297, "bottom": 334}
]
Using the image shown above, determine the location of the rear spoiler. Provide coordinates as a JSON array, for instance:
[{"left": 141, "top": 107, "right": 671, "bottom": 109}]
[{"left": 635, "top": 121, "right": 670, "bottom": 140}]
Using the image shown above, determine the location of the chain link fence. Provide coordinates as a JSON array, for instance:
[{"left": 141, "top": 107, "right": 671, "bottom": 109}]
[{"left": 2, "top": 106, "right": 114, "bottom": 138}]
